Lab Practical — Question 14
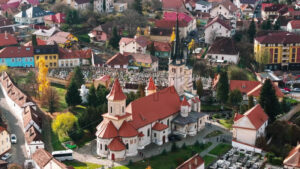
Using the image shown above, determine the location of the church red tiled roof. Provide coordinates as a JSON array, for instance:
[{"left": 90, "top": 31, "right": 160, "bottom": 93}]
[
  {"left": 108, "top": 137, "right": 126, "bottom": 151},
  {"left": 152, "top": 122, "right": 168, "bottom": 131},
  {"left": 119, "top": 121, "right": 138, "bottom": 137},
  {"left": 106, "top": 79, "right": 127, "bottom": 101},
  {"left": 146, "top": 77, "right": 156, "bottom": 91},
  {"left": 283, "top": 144, "right": 300, "bottom": 168},
  {"left": 96, "top": 121, "right": 118, "bottom": 139},
  {"left": 181, "top": 96, "right": 190, "bottom": 107}
]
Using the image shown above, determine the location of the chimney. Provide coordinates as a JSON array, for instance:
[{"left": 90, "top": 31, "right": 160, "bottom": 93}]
[{"left": 4, "top": 31, "right": 8, "bottom": 39}]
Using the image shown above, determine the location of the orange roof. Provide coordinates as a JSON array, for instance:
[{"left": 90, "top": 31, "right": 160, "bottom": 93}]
[
  {"left": 233, "top": 113, "right": 244, "bottom": 121},
  {"left": 247, "top": 82, "right": 284, "bottom": 98},
  {"left": 235, "top": 104, "right": 268, "bottom": 129},
  {"left": 106, "top": 79, "right": 127, "bottom": 101},
  {"left": 152, "top": 122, "right": 168, "bottom": 131},
  {"left": 119, "top": 121, "right": 138, "bottom": 137},
  {"left": 96, "top": 121, "right": 118, "bottom": 139},
  {"left": 230, "top": 80, "right": 261, "bottom": 94},
  {"left": 0, "top": 126, "right": 7, "bottom": 133},
  {"left": 108, "top": 137, "right": 126, "bottom": 151},
  {"left": 146, "top": 77, "right": 156, "bottom": 91},
  {"left": 284, "top": 144, "right": 300, "bottom": 167},
  {"left": 128, "top": 86, "right": 181, "bottom": 129},
  {"left": 176, "top": 154, "right": 204, "bottom": 169},
  {"left": 181, "top": 96, "right": 190, "bottom": 107}
]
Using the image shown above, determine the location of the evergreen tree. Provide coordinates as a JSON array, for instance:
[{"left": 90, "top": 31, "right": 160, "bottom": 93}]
[
  {"left": 280, "top": 97, "right": 290, "bottom": 113},
  {"left": 66, "top": 10, "right": 79, "bottom": 25},
  {"left": 109, "top": 27, "right": 120, "bottom": 49},
  {"left": 78, "top": 106, "right": 103, "bottom": 133},
  {"left": 248, "top": 95, "right": 254, "bottom": 109},
  {"left": 196, "top": 78, "right": 203, "bottom": 97},
  {"left": 216, "top": 71, "right": 229, "bottom": 105},
  {"left": 102, "top": 0, "right": 106, "bottom": 12},
  {"left": 133, "top": 0, "right": 143, "bottom": 15},
  {"left": 248, "top": 19, "right": 256, "bottom": 43},
  {"left": 87, "top": 85, "right": 98, "bottom": 107},
  {"left": 228, "top": 89, "right": 242, "bottom": 110},
  {"left": 32, "top": 34, "right": 38, "bottom": 46},
  {"left": 66, "top": 79, "right": 82, "bottom": 107},
  {"left": 149, "top": 42, "right": 155, "bottom": 56},
  {"left": 259, "top": 79, "right": 280, "bottom": 122},
  {"left": 96, "top": 85, "right": 109, "bottom": 104},
  {"left": 72, "top": 66, "right": 85, "bottom": 88},
  {"left": 273, "top": 19, "right": 280, "bottom": 30}
]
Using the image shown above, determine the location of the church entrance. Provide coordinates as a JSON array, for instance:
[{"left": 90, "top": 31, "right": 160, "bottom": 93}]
[
  {"left": 111, "top": 153, "right": 115, "bottom": 161},
  {"left": 163, "top": 136, "right": 166, "bottom": 144}
]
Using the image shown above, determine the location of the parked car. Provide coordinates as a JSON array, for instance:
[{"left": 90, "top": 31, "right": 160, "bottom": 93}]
[
  {"left": 292, "top": 88, "right": 300, "bottom": 92},
  {"left": 1, "top": 153, "right": 11, "bottom": 161},
  {"left": 11, "top": 134, "right": 17, "bottom": 144}
]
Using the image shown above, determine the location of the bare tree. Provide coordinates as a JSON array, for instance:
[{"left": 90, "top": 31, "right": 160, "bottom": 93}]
[
  {"left": 41, "top": 87, "right": 60, "bottom": 114},
  {"left": 120, "top": 9, "right": 147, "bottom": 36}
]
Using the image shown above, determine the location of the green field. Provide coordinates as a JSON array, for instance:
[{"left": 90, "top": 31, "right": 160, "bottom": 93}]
[
  {"left": 64, "top": 160, "right": 102, "bottom": 169},
  {"left": 203, "top": 155, "right": 217, "bottom": 166},
  {"left": 209, "top": 143, "right": 232, "bottom": 156},
  {"left": 52, "top": 85, "right": 68, "bottom": 112},
  {"left": 219, "top": 119, "right": 233, "bottom": 129}
]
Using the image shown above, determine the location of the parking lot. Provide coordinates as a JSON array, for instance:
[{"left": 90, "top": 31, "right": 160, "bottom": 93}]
[{"left": 209, "top": 148, "right": 265, "bottom": 169}]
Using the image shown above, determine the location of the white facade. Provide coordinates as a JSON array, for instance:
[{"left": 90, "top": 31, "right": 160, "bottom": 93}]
[
  {"left": 74, "top": 2, "right": 90, "bottom": 10},
  {"left": 94, "top": 0, "right": 113, "bottom": 13},
  {"left": 195, "top": 2, "right": 212, "bottom": 12},
  {"left": 232, "top": 140, "right": 262, "bottom": 153},
  {"left": 25, "top": 141, "right": 45, "bottom": 158},
  {"left": 286, "top": 22, "right": 300, "bottom": 34},
  {"left": 58, "top": 58, "right": 90, "bottom": 67},
  {"left": 119, "top": 38, "right": 147, "bottom": 54},
  {"left": 0, "top": 129, "right": 11, "bottom": 156},
  {"left": 207, "top": 53, "right": 239, "bottom": 63},
  {"left": 204, "top": 22, "right": 231, "bottom": 44},
  {"left": 210, "top": 4, "right": 236, "bottom": 19}
]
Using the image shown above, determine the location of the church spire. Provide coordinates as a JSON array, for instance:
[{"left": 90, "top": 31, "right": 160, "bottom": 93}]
[{"left": 171, "top": 12, "right": 183, "bottom": 63}]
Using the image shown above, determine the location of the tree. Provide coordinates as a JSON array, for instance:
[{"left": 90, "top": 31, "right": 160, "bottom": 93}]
[
  {"left": 280, "top": 97, "right": 290, "bottom": 113},
  {"left": 109, "top": 27, "right": 120, "bottom": 49},
  {"left": 151, "top": 0, "right": 162, "bottom": 11},
  {"left": 126, "top": 91, "right": 138, "bottom": 105},
  {"left": 261, "top": 19, "right": 272, "bottom": 30},
  {"left": 216, "top": 71, "right": 229, "bottom": 105},
  {"left": 41, "top": 87, "right": 59, "bottom": 114},
  {"left": 248, "top": 95, "right": 254, "bottom": 109},
  {"left": 66, "top": 10, "right": 79, "bottom": 25},
  {"left": 137, "top": 83, "right": 145, "bottom": 98},
  {"left": 37, "top": 58, "right": 49, "bottom": 96},
  {"left": 196, "top": 79, "right": 203, "bottom": 97},
  {"left": 132, "top": 0, "right": 143, "bottom": 14},
  {"left": 87, "top": 85, "right": 98, "bottom": 107},
  {"left": 52, "top": 112, "right": 77, "bottom": 141},
  {"left": 240, "top": 104, "right": 248, "bottom": 114},
  {"left": 273, "top": 19, "right": 280, "bottom": 30},
  {"left": 255, "top": 136, "right": 267, "bottom": 150},
  {"left": 120, "top": 10, "right": 147, "bottom": 36},
  {"left": 96, "top": 85, "right": 109, "bottom": 104},
  {"left": 66, "top": 79, "right": 82, "bottom": 107},
  {"left": 149, "top": 42, "right": 155, "bottom": 56},
  {"left": 228, "top": 89, "right": 242, "bottom": 110},
  {"left": 32, "top": 34, "right": 37, "bottom": 46},
  {"left": 248, "top": 19, "right": 256, "bottom": 43},
  {"left": 72, "top": 66, "right": 85, "bottom": 88},
  {"left": 78, "top": 106, "right": 103, "bottom": 133},
  {"left": 102, "top": 0, "right": 106, "bottom": 12},
  {"left": 259, "top": 79, "right": 280, "bottom": 122}
]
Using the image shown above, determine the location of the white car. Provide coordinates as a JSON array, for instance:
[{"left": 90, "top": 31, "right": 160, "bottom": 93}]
[
  {"left": 11, "top": 134, "right": 17, "bottom": 144},
  {"left": 1, "top": 153, "right": 11, "bottom": 161}
]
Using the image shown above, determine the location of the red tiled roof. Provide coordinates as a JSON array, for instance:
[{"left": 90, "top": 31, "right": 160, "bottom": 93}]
[
  {"left": 0, "top": 126, "right": 6, "bottom": 133},
  {"left": 154, "top": 41, "right": 171, "bottom": 52},
  {"left": 128, "top": 86, "right": 180, "bottom": 129},
  {"left": 247, "top": 82, "right": 284, "bottom": 98},
  {"left": 163, "top": 12, "right": 193, "bottom": 23},
  {"left": 44, "top": 13, "right": 65, "bottom": 24},
  {"left": 0, "top": 46, "right": 33, "bottom": 58},
  {"left": 135, "top": 36, "right": 148, "bottom": 47},
  {"left": 108, "top": 137, "right": 126, "bottom": 151},
  {"left": 283, "top": 144, "right": 300, "bottom": 167},
  {"left": 233, "top": 113, "right": 244, "bottom": 121},
  {"left": 263, "top": 3, "right": 286, "bottom": 12},
  {"left": 146, "top": 77, "right": 156, "bottom": 91},
  {"left": 119, "top": 121, "right": 138, "bottom": 137},
  {"left": 24, "top": 38, "right": 46, "bottom": 46},
  {"left": 204, "top": 17, "right": 232, "bottom": 30},
  {"left": 255, "top": 32, "right": 300, "bottom": 44},
  {"left": 152, "top": 122, "right": 168, "bottom": 131},
  {"left": 0, "top": 33, "right": 17, "bottom": 46},
  {"left": 107, "top": 79, "right": 127, "bottom": 101},
  {"left": 181, "top": 96, "right": 190, "bottom": 107},
  {"left": 155, "top": 19, "right": 188, "bottom": 29},
  {"left": 261, "top": 3, "right": 273, "bottom": 10},
  {"left": 106, "top": 53, "right": 130, "bottom": 67},
  {"left": 176, "top": 154, "right": 204, "bottom": 169},
  {"left": 238, "top": 104, "right": 268, "bottom": 129},
  {"left": 288, "top": 20, "right": 300, "bottom": 29},
  {"left": 32, "top": 149, "right": 53, "bottom": 168},
  {"left": 58, "top": 48, "right": 92, "bottom": 59},
  {"left": 96, "top": 121, "right": 118, "bottom": 139},
  {"left": 230, "top": 80, "right": 261, "bottom": 94},
  {"left": 162, "top": 0, "right": 186, "bottom": 11},
  {"left": 217, "top": 0, "right": 238, "bottom": 13}
]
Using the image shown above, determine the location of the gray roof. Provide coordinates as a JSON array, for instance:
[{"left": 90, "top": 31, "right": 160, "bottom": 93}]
[
  {"left": 172, "top": 112, "right": 207, "bottom": 125},
  {"left": 196, "top": 0, "right": 210, "bottom": 6}
]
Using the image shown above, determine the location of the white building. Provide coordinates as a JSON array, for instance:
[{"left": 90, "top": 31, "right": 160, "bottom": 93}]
[
  {"left": 58, "top": 48, "right": 92, "bottom": 67},
  {"left": 31, "top": 149, "right": 68, "bottom": 169},
  {"left": 195, "top": 0, "right": 212, "bottom": 13},
  {"left": 33, "top": 27, "right": 60, "bottom": 41},
  {"left": 14, "top": 7, "right": 50, "bottom": 25},
  {"left": 94, "top": 0, "right": 113, "bottom": 13},
  {"left": 0, "top": 126, "right": 11, "bottom": 157},
  {"left": 286, "top": 20, "right": 300, "bottom": 34},
  {"left": 204, "top": 17, "right": 232, "bottom": 44},
  {"left": 232, "top": 104, "right": 268, "bottom": 153},
  {"left": 210, "top": 0, "right": 239, "bottom": 20},
  {"left": 119, "top": 36, "right": 148, "bottom": 54},
  {"left": 206, "top": 37, "right": 239, "bottom": 64}
]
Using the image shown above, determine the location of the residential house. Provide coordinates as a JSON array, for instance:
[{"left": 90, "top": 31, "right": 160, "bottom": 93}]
[
  {"left": 254, "top": 32, "right": 300, "bottom": 70},
  {"left": 119, "top": 36, "right": 148, "bottom": 54},
  {"left": 44, "top": 13, "right": 66, "bottom": 28},
  {"left": 58, "top": 48, "right": 92, "bottom": 67},
  {"left": 246, "top": 82, "right": 284, "bottom": 101},
  {"left": 149, "top": 27, "right": 173, "bottom": 42},
  {"left": 229, "top": 80, "right": 260, "bottom": 100},
  {"left": 33, "top": 45, "right": 59, "bottom": 68},
  {"left": 23, "top": 105, "right": 44, "bottom": 157},
  {"left": 0, "top": 160, "right": 8, "bottom": 169},
  {"left": 162, "top": 0, "right": 187, "bottom": 12},
  {"left": 0, "top": 46, "right": 34, "bottom": 67},
  {"left": 72, "top": 0, "right": 90, "bottom": 10},
  {"left": 261, "top": 3, "right": 286, "bottom": 20},
  {"left": 94, "top": 0, "right": 113, "bottom": 13},
  {"left": 240, "top": 4, "right": 254, "bottom": 18},
  {"left": 153, "top": 41, "right": 171, "bottom": 58},
  {"left": 126, "top": 52, "right": 159, "bottom": 71},
  {"left": 88, "top": 25, "right": 108, "bottom": 44},
  {"left": 176, "top": 154, "right": 205, "bottom": 169},
  {"left": 32, "top": 27, "right": 60, "bottom": 41},
  {"left": 206, "top": 37, "right": 239, "bottom": 63},
  {"left": 106, "top": 52, "right": 130, "bottom": 69},
  {"left": 0, "top": 32, "right": 18, "bottom": 48},
  {"left": 233, "top": 0, "right": 256, "bottom": 8},
  {"left": 0, "top": 16, "right": 13, "bottom": 34},
  {"left": 195, "top": 0, "right": 211, "bottom": 13},
  {"left": 283, "top": 144, "right": 300, "bottom": 169},
  {"left": 23, "top": 38, "right": 46, "bottom": 46},
  {"left": 47, "top": 32, "right": 78, "bottom": 48},
  {"left": 0, "top": 126, "right": 10, "bottom": 157},
  {"left": 113, "top": 2, "right": 127, "bottom": 12},
  {"left": 31, "top": 148, "right": 68, "bottom": 169},
  {"left": 232, "top": 104, "right": 268, "bottom": 153},
  {"left": 14, "top": 6, "right": 51, "bottom": 25},
  {"left": 210, "top": 0, "right": 239, "bottom": 20},
  {"left": 287, "top": 20, "right": 300, "bottom": 34},
  {"left": 204, "top": 17, "right": 232, "bottom": 44},
  {"left": 155, "top": 19, "right": 191, "bottom": 38}
]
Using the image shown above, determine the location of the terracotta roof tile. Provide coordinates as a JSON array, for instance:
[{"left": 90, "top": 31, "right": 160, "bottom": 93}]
[
  {"left": 58, "top": 48, "right": 92, "bottom": 59},
  {"left": 176, "top": 154, "right": 204, "bottom": 169},
  {"left": 96, "top": 121, "right": 118, "bottom": 138},
  {"left": 283, "top": 144, "right": 300, "bottom": 167},
  {"left": 154, "top": 41, "right": 171, "bottom": 52},
  {"left": 108, "top": 137, "right": 126, "bottom": 151},
  {"left": 181, "top": 96, "right": 190, "bottom": 106},
  {"left": 288, "top": 20, "right": 300, "bottom": 29},
  {"left": 118, "top": 121, "right": 138, "bottom": 137},
  {"left": 247, "top": 82, "right": 284, "bottom": 98},
  {"left": 0, "top": 33, "right": 17, "bottom": 46},
  {"left": 207, "top": 37, "right": 238, "bottom": 55},
  {"left": 163, "top": 12, "right": 193, "bottom": 23},
  {"left": 230, "top": 80, "right": 261, "bottom": 94},
  {"left": 24, "top": 125, "right": 42, "bottom": 144},
  {"left": 152, "top": 122, "right": 168, "bottom": 131},
  {"left": 106, "top": 53, "right": 130, "bottom": 67},
  {"left": 238, "top": 104, "right": 268, "bottom": 129},
  {"left": 155, "top": 19, "right": 189, "bottom": 28},
  {"left": 146, "top": 77, "right": 156, "bottom": 91},
  {"left": 205, "top": 17, "right": 232, "bottom": 30},
  {"left": 32, "top": 149, "right": 52, "bottom": 168},
  {"left": 233, "top": 113, "right": 244, "bottom": 121},
  {"left": 0, "top": 46, "right": 33, "bottom": 58},
  {"left": 255, "top": 32, "right": 300, "bottom": 44},
  {"left": 106, "top": 79, "right": 127, "bottom": 101}
]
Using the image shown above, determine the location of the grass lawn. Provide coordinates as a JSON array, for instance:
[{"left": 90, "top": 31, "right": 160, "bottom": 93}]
[
  {"left": 219, "top": 119, "right": 233, "bottom": 129},
  {"left": 205, "top": 130, "right": 223, "bottom": 138},
  {"left": 209, "top": 143, "right": 232, "bottom": 156},
  {"left": 52, "top": 85, "right": 68, "bottom": 112},
  {"left": 203, "top": 155, "right": 217, "bottom": 166},
  {"left": 63, "top": 160, "right": 102, "bottom": 169},
  {"left": 118, "top": 142, "right": 212, "bottom": 169},
  {"left": 51, "top": 129, "right": 66, "bottom": 151}
]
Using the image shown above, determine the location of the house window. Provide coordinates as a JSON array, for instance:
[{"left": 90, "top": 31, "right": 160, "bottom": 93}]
[
  {"left": 167, "top": 119, "right": 169, "bottom": 126},
  {"left": 100, "top": 144, "right": 102, "bottom": 150},
  {"left": 122, "top": 106, "right": 124, "bottom": 113},
  {"left": 110, "top": 107, "right": 112, "bottom": 113},
  {"left": 45, "top": 56, "right": 48, "bottom": 60},
  {"left": 130, "top": 140, "right": 133, "bottom": 144},
  {"left": 147, "top": 129, "right": 150, "bottom": 137},
  {"left": 11, "top": 58, "right": 14, "bottom": 62},
  {"left": 50, "top": 62, "right": 53, "bottom": 67},
  {"left": 126, "top": 143, "right": 129, "bottom": 149},
  {"left": 154, "top": 133, "right": 156, "bottom": 137},
  {"left": 50, "top": 56, "right": 52, "bottom": 60},
  {"left": 274, "top": 48, "right": 278, "bottom": 63},
  {"left": 105, "top": 145, "right": 107, "bottom": 151},
  {"left": 54, "top": 55, "right": 56, "bottom": 59},
  {"left": 292, "top": 48, "right": 296, "bottom": 62},
  {"left": 54, "top": 63, "right": 56, "bottom": 66}
]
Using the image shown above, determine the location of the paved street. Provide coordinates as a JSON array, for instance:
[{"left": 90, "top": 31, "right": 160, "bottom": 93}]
[{"left": 0, "top": 88, "right": 26, "bottom": 165}]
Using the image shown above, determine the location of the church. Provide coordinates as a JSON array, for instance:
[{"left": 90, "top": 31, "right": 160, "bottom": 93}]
[{"left": 95, "top": 18, "right": 208, "bottom": 161}]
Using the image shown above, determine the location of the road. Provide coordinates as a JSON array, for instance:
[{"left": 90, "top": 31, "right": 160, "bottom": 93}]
[{"left": 0, "top": 88, "right": 26, "bottom": 165}]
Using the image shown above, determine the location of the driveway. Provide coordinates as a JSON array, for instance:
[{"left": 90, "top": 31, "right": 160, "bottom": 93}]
[{"left": 0, "top": 88, "right": 26, "bottom": 165}]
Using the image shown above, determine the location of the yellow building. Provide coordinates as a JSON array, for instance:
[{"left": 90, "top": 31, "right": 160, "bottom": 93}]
[
  {"left": 0, "top": 126, "right": 11, "bottom": 156},
  {"left": 33, "top": 45, "right": 59, "bottom": 68},
  {"left": 254, "top": 32, "right": 300, "bottom": 70}
]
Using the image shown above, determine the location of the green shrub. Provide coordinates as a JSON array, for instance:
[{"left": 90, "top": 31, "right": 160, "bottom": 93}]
[
  {"left": 171, "top": 143, "right": 178, "bottom": 152},
  {"left": 182, "top": 143, "right": 187, "bottom": 149}
]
